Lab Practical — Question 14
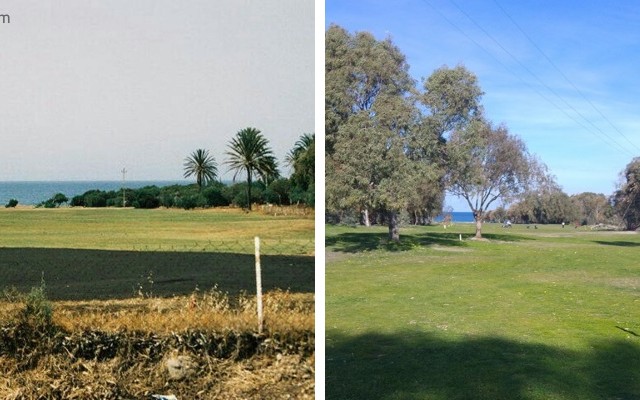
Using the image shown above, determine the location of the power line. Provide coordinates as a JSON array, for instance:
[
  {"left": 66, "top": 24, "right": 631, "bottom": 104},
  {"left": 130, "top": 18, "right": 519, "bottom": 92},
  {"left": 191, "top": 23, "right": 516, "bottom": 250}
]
[
  {"left": 492, "top": 0, "right": 640, "bottom": 154},
  {"left": 445, "top": 0, "right": 633, "bottom": 157},
  {"left": 418, "top": 0, "right": 633, "bottom": 157}
]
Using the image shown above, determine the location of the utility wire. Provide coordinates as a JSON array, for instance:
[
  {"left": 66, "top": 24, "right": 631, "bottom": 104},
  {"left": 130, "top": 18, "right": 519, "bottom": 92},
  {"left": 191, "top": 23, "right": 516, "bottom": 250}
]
[
  {"left": 419, "top": 0, "right": 632, "bottom": 156},
  {"left": 446, "top": 0, "right": 633, "bottom": 157},
  {"left": 492, "top": 0, "right": 640, "bottom": 153}
]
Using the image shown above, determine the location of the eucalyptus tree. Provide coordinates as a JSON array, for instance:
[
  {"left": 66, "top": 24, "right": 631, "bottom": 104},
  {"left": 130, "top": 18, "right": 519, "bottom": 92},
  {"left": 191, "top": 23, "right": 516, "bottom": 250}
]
[
  {"left": 325, "top": 24, "right": 424, "bottom": 241},
  {"left": 421, "top": 64, "right": 484, "bottom": 137},
  {"left": 404, "top": 64, "right": 485, "bottom": 224},
  {"left": 183, "top": 149, "right": 218, "bottom": 191},
  {"left": 572, "top": 192, "right": 613, "bottom": 225},
  {"left": 325, "top": 25, "right": 492, "bottom": 241},
  {"left": 225, "top": 127, "right": 279, "bottom": 210},
  {"left": 613, "top": 157, "right": 640, "bottom": 230},
  {"left": 509, "top": 180, "right": 578, "bottom": 225},
  {"left": 447, "top": 119, "right": 543, "bottom": 238}
]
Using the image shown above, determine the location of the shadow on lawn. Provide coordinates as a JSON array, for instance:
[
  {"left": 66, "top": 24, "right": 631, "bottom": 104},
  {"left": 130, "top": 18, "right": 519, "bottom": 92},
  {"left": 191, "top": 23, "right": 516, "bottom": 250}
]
[
  {"left": 326, "top": 230, "right": 529, "bottom": 253},
  {"left": 0, "top": 248, "right": 314, "bottom": 300},
  {"left": 593, "top": 240, "right": 640, "bottom": 247},
  {"left": 326, "top": 331, "right": 640, "bottom": 400}
]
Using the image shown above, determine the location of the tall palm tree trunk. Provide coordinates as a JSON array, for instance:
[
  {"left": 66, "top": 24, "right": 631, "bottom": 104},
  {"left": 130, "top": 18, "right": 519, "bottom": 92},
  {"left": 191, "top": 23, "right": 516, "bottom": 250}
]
[{"left": 247, "top": 170, "right": 253, "bottom": 211}]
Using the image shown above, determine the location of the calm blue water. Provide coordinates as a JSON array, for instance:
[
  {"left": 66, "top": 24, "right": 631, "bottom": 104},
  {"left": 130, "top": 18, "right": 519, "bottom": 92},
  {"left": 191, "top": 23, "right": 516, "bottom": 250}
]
[
  {"left": 0, "top": 181, "right": 188, "bottom": 205},
  {"left": 434, "top": 211, "right": 475, "bottom": 223}
]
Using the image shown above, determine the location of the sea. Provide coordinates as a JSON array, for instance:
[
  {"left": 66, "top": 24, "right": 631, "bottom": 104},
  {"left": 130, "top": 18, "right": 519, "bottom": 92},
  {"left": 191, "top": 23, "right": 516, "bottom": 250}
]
[
  {"left": 0, "top": 181, "right": 188, "bottom": 206},
  {"left": 434, "top": 211, "right": 475, "bottom": 223},
  {"left": 0, "top": 182, "right": 478, "bottom": 220}
]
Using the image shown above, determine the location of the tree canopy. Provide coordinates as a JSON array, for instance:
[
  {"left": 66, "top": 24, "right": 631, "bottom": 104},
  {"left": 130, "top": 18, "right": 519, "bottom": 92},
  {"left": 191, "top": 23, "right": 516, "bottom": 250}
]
[
  {"left": 614, "top": 157, "right": 640, "bottom": 230},
  {"left": 183, "top": 149, "right": 218, "bottom": 191},
  {"left": 287, "top": 133, "right": 315, "bottom": 205},
  {"left": 326, "top": 24, "right": 553, "bottom": 240},
  {"left": 225, "top": 127, "right": 279, "bottom": 211},
  {"left": 325, "top": 24, "right": 445, "bottom": 241},
  {"left": 447, "top": 119, "right": 543, "bottom": 237}
]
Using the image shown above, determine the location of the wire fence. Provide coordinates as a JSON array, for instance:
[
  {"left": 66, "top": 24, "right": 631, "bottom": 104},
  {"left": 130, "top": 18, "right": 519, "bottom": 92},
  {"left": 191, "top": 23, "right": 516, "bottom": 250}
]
[
  {"left": 125, "top": 238, "right": 315, "bottom": 256},
  {"left": 0, "top": 237, "right": 315, "bottom": 301}
]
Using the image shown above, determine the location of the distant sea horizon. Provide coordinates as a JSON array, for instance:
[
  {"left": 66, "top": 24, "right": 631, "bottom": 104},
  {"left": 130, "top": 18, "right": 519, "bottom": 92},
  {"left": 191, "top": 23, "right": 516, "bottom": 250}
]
[
  {"left": 434, "top": 211, "right": 475, "bottom": 223},
  {"left": 0, "top": 180, "right": 205, "bottom": 205}
]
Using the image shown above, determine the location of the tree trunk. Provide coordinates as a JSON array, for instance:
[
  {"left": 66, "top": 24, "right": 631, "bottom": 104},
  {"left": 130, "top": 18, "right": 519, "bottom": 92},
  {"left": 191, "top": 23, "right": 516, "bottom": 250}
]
[
  {"left": 247, "top": 170, "right": 253, "bottom": 211},
  {"left": 474, "top": 210, "right": 483, "bottom": 238},
  {"left": 388, "top": 211, "right": 400, "bottom": 242},
  {"left": 362, "top": 208, "right": 371, "bottom": 227}
]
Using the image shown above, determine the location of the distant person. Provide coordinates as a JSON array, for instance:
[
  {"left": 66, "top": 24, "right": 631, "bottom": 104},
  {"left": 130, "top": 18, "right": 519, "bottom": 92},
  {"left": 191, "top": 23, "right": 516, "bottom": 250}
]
[{"left": 562, "top": 222, "right": 565, "bottom": 228}]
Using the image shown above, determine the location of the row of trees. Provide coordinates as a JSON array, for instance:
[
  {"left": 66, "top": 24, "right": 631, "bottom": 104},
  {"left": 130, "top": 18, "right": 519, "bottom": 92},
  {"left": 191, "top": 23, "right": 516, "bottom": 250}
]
[
  {"left": 488, "top": 190, "right": 615, "bottom": 226},
  {"left": 59, "top": 180, "right": 301, "bottom": 210},
  {"left": 182, "top": 127, "right": 315, "bottom": 209},
  {"left": 487, "top": 157, "right": 640, "bottom": 231},
  {"left": 33, "top": 127, "right": 314, "bottom": 210},
  {"left": 325, "top": 25, "right": 543, "bottom": 240},
  {"left": 325, "top": 25, "right": 640, "bottom": 236}
]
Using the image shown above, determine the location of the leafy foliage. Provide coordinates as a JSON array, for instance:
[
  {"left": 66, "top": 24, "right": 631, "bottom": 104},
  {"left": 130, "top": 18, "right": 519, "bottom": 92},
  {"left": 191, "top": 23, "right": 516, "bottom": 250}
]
[
  {"left": 37, "top": 192, "right": 69, "bottom": 208},
  {"left": 326, "top": 25, "right": 447, "bottom": 241},
  {"left": 286, "top": 133, "right": 315, "bottom": 205},
  {"left": 447, "top": 119, "right": 543, "bottom": 237},
  {"left": 572, "top": 192, "right": 615, "bottom": 225},
  {"left": 5, "top": 198, "right": 18, "bottom": 208},
  {"left": 613, "top": 157, "right": 640, "bottom": 230},
  {"left": 21, "top": 279, "right": 54, "bottom": 331},
  {"left": 225, "top": 127, "right": 279, "bottom": 210},
  {"left": 183, "top": 148, "right": 218, "bottom": 190},
  {"left": 421, "top": 64, "right": 484, "bottom": 136}
]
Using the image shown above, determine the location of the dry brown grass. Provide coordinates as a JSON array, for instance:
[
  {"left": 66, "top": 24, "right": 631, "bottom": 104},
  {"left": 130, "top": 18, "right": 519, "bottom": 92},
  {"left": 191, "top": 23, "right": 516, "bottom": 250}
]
[
  {"left": 0, "top": 290, "right": 314, "bottom": 399},
  {"left": 257, "top": 204, "right": 314, "bottom": 218},
  {"left": 53, "top": 289, "right": 314, "bottom": 334}
]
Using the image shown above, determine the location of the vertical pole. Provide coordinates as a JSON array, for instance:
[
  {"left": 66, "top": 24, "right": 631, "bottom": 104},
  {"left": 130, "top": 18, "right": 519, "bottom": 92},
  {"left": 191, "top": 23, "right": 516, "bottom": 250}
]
[
  {"left": 254, "top": 236, "right": 263, "bottom": 334},
  {"left": 121, "top": 167, "right": 127, "bottom": 207}
]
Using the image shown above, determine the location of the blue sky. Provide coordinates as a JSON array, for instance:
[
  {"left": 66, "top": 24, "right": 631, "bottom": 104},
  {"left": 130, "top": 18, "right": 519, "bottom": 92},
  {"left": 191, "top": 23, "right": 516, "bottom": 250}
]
[{"left": 326, "top": 0, "right": 640, "bottom": 210}]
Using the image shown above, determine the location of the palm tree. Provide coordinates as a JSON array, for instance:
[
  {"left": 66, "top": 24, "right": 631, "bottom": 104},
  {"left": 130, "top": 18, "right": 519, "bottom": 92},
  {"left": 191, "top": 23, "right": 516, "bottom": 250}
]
[
  {"left": 225, "top": 127, "right": 279, "bottom": 210},
  {"left": 285, "top": 133, "right": 314, "bottom": 165},
  {"left": 183, "top": 149, "right": 218, "bottom": 191},
  {"left": 286, "top": 133, "right": 315, "bottom": 191}
]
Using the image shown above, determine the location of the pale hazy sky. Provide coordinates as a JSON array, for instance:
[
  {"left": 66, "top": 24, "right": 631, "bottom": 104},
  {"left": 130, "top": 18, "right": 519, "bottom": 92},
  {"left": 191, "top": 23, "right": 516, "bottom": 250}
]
[{"left": 1, "top": 0, "right": 314, "bottom": 182}]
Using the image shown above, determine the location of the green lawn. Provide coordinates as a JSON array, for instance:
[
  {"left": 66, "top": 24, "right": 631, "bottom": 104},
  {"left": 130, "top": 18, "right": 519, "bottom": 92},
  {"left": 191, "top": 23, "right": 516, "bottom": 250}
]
[
  {"left": 326, "top": 223, "right": 640, "bottom": 399},
  {"left": 0, "top": 208, "right": 314, "bottom": 300}
]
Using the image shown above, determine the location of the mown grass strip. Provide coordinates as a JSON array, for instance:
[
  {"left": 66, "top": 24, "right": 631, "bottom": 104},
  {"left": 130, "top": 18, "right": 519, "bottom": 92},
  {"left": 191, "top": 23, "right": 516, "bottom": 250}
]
[
  {"left": 0, "top": 208, "right": 314, "bottom": 299},
  {"left": 326, "top": 223, "right": 640, "bottom": 399}
]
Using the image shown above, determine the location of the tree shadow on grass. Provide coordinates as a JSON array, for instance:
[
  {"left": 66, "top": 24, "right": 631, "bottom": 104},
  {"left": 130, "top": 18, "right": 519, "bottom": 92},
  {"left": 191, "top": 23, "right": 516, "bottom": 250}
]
[
  {"left": 326, "top": 230, "right": 531, "bottom": 253},
  {"left": 325, "top": 231, "right": 467, "bottom": 253},
  {"left": 326, "top": 331, "right": 640, "bottom": 400},
  {"left": 0, "top": 248, "right": 314, "bottom": 300},
  {"left": 593, "top": 240, "right": 640, "bottom": 247}
]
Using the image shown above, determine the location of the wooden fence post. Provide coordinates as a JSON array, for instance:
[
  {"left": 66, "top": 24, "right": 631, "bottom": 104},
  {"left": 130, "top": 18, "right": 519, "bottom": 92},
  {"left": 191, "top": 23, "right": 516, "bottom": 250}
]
[{"left": 254, "top": 236, "right": 263, "bottom": 334}]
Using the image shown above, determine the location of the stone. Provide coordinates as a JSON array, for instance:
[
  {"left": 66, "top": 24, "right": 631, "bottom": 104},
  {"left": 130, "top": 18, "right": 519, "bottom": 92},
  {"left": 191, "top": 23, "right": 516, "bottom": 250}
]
[{"left": 165, "top": 355, "right": 196, "bottom": 381}]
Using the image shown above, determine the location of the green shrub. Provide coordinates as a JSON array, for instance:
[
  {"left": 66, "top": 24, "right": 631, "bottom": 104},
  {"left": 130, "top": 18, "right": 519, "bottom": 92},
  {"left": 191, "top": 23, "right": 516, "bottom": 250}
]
[
  {"left": 203, "top": 182, "right": 229, "bottom": 207},
  {"left": 5, "top": 198, "right": 18, "bottom": 208},
  {"left": 83, "top": 191, "right": 108, "bottom": 207},
  {"left": 22, "top": 284, "right": 53, "bottom": 328}
]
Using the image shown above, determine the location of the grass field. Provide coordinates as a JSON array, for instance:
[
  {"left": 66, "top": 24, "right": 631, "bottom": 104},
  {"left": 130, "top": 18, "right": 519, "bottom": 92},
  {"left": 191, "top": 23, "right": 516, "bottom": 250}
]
[
  {"left": 326, "top": 222, "right": 640, "bottom": 400},
  {"left": 0, "top": 208, "right": 314, "bottom": 299},
  {"left": 0, "top": 207, "right": 315, "bottom": 399}
]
